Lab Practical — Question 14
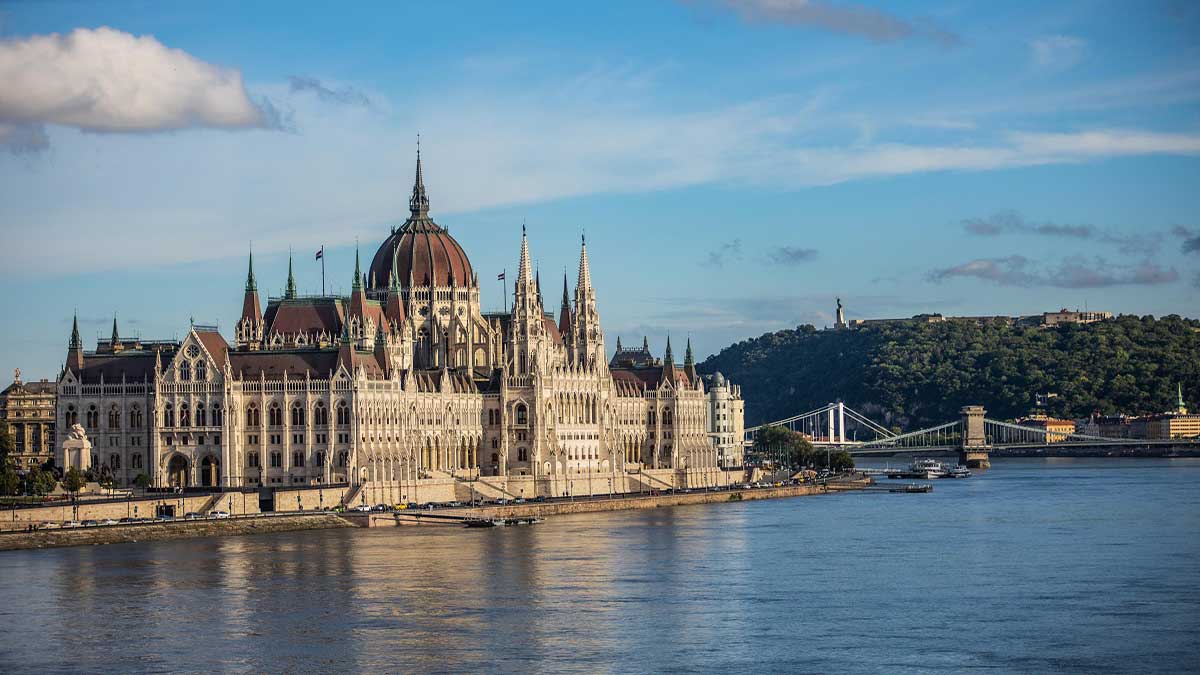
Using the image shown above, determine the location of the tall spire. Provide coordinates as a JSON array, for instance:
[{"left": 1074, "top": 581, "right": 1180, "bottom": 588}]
[
  {"left": 517, "top": 224, "right": 533, "bottom": 288},
  {"left": 615, "top": 335, "right": 623, "bottom": 351},
  {"left": 1179, "top": 383, "right": 1188, "bottom": 414},
  {"left": 561, "top": 273, "right": 570, "bottom": 310},
  {"left": 110, "top": 314, "right": 120, "bottom": 346},
  {"left": 557, "top": 272, "right": 572, "bottom": 337},
  {"left": 245, "top": 248, "right": 257, "bottom": 292},
  {"left": 352, "top": 246, "right": 362, "bottom": 292},
  {"left": 684, "top": 337, "right": 694, "bottom": 367},
  {"left": 576, "top": 233, "right": 592, "bottom": 294},
  {"left": 643, "top": 335, "right": 649, "bottom": 352},
  {"left": 285, "top": 250, "right": 297, "bottom": 300},
  {"left": 69, "top": 312, "right": 81, "bottom": 350},
  {"left": 664, "top": 335, "right": 674, "bottom": 364},
  {"left": 409, "top": 137, "right": 430, "bottom": 217}
]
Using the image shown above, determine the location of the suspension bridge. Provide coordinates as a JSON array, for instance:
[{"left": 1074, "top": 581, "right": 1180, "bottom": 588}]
[{"left": 744, "top": 403, "right": 1199, "bottom": 468}]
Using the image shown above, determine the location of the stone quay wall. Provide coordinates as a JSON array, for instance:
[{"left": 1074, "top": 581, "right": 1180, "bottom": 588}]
[{"left": 0, "top": 513, "right": 349, "bottom": 551}]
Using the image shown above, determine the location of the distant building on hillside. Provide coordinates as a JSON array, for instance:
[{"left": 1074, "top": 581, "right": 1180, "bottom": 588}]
[
  {"left": 1017, "top": 415, "right": 1076, "bottom": 442},
  {"left": 1028, "top": 308, "right": 1113, "bottom": 327}
]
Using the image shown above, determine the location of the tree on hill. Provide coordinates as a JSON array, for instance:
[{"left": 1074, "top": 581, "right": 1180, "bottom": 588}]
[{"left": 701, "top": 315, "right": 1199, "bottom": 430}]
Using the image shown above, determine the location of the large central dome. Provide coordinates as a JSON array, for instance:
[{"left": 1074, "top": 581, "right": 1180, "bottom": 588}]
[{"left": 368, "top": 154, "right": 474, "bottom": 290}]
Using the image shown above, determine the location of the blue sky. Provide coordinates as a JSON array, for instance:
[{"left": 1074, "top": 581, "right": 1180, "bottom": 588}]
[{"left": 1, "top": 0, "right": 1198, "bottom": 382}]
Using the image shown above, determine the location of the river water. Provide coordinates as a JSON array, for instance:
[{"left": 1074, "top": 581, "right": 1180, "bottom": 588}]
[{"left": 1, "top": 458, "right": 1197, "bottom": 674}]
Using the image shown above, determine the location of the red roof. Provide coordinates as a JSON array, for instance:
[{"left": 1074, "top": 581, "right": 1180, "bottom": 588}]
[{"left": 369, "top": 219, "right": 473, "bottom": 291}]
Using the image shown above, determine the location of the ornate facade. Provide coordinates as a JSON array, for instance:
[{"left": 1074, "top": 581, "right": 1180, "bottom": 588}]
[{"left": 56, "top": 154, "right": 746, "bottom": 497}]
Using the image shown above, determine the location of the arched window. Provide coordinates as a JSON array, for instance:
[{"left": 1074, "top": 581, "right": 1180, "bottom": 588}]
[
  {"left": 336, "top": 401, "right": 350, "bottom": 426},
  {"left": 131, "top": 453, "right": 143, "bottom": 469},
  {"left": 246, "top": 404, "right": 259, "bottom": 427},
  {"left": 163, "top": 404, "right": 174, "bottom": 427},
  {"left": 268, "top": 403, "right": 282, "bottom": 427},
  {"left": 179, "top": 403, "right": 190, "bottom": 427},
  {"left": 66, "top": 405, "right": 78, "bottom": 427},
  {"left": 110, "top": 453, "right": 121, "bottom": 470},
  {"left": 179, "top": 361, "right": 190, "bottom": 381},
  {"left": 212, "top": 405, "right": 222, "bottom": 426},
  {"left": 86, "top": 405, "right": 98, "bottom": 429},
  {"left": 314, "top": 402, "right": 328, "bottom": 426},
  {"left": 663, "top": 408, "right": 673, "bottom": 425},
  {"left": 108, "top": 404, "right": 120, "bottom": 430},
  {"left": 196, "top": 404, "right": 207, "bottom": 427},
  {"left": 129, "top": 405, "right": 142, "bottom": 429},
  {"left": 515, "top": 403, "right": 528, "bottom": 426},
  {"left": 291, "top": 403, "right": 305, "bottom": 427},
  {"left": 195, "top": 360, "right": 206, "bottom": 381}
]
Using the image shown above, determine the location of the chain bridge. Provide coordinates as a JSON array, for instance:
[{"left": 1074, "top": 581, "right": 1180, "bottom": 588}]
[{"left": 744, "top": 403, "right": 1199, "bottom": 468}]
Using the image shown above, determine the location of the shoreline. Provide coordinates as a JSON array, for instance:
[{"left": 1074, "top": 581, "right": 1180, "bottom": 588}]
[{"left": 0, "top": 479, "right": 871, "bottom": 551}]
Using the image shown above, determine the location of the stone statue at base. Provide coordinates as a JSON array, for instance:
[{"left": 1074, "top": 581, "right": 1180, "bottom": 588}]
[{"left": 59, "top": 423, "right": 93, "bottom": 473}]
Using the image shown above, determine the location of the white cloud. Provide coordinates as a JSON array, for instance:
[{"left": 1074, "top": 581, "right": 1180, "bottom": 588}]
[
  {"left": 704, "top": 0, "right": 961, "bottom": 46},
  {"left": 1029, "top": 35, "right": 1087, "bottom": 72},
  {"left": 0, "top": 26, "right": 271, "bottom": 144}
]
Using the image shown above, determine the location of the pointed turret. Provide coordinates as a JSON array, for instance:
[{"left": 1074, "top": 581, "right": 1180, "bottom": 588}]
[
  {"left": 615, "top": 335, "right": 623, "bottom": 351},
  {"left": 409, "top": 140, "right": 430, "bottom": 218},
  {"left": 285, "top": 251, "right": 297, "bottom": 300},
  {"left": 683, "top": 337, "right": 698, "bottom": 381},
  {"left": 349, "top": 246, "right": 368, "bottom": 333},
  {"left": 1178, "top": 383, "right": 1189, "bottom": 415},
  {"left": 643, "top": 335, "right": 649, "bottom": 352},
  {"left": 66, "top": 311, "right": 84, "bottom": 372},
  {"left": 661, "top": 335, "right": 678, "bottom": 385},
  {"left": 237, "top": 248, "right": 264, "bottom": 350},
  {"left": 110, "top": 314, "right": 120, "bottom": 346},
  {"left": 557, "top": 273, "right": 572, "bottom": 338},
  {"left": 572, "top": 233, "right": 604, "bottom": 367},
  {"left": 516, "top": 224, "right": 534, "bottom": 291},
  {"left": 385, "top": 244, "right": 406, "bottom": 328}
]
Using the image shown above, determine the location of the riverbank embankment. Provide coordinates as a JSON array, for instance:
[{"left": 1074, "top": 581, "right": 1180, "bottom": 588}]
[{"left": 0, "top": 513, "right": 350, "bottom": 552}]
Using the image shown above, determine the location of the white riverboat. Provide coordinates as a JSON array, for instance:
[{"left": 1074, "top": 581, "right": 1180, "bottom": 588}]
[{"left": 910, "top": 458, "right": 948, "bottom": 479}]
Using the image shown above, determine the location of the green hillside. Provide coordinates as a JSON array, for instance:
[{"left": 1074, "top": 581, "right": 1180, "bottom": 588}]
[{"left": 699, "top": 315, "right": 1200, "bottom": 429}]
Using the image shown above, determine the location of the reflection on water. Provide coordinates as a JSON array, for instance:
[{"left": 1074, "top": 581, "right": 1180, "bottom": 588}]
[{"left": 1, "top": 458, "right": 1198, "bottom": 674}]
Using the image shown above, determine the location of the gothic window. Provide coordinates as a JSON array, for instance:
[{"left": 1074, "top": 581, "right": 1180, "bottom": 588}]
[
  {"left": 337, "top": 451, "right": 348, "bottom": 467},
  {"left": 270, "top": 452, "right": 282, "bottom": 468},
  {"left": 110, "top": 453, "right": 121, "bottom": 470},
  {"left": 246, "top": 403, "right": 260, "bottom": 427},
  {"left": 293, "top": 451, "right": 305, "bottom": 468},
  {"left": 179, "top": 404, "right": 191, "bottom": 427},
  {"left": 291, "top": 403, "right": 305, "bottom": 427},
  {"left": 131, "top": 453, "right": 143, "bottom": 469},
  {"left": 648, "top": 409, "right": 656, "bottom": 425},
  {"left": 129, "top": 405, "right": 142, "bottom": 429},
  {"left": 515, "top": 403, "right": 528, "bottom": 426},
  {"left": 663, "top": 408, "right": 673, "bottom": 425},
  {"left": 164, "top": 404, "right": 174, "bottom": 427},
  {"left": 86, "top": 405, "right": 98, "bottom": 429},
  {"left": 336, "top": 400, "right": 350, "bottom": 426},
  {"left": 268, "top": 403, "right": 282, "bottom": 427},
  {"left": 179, "top": 361, "right": 190, "bottom": 381},
  {"left": 517, "top": 447, "right": 527, "bottom": 461},
  {"left": 108, "top": 404, "right": 120, "bottom": 430},
  {"left": 314, "top": 402, "right": 328, "bottom": 426},
  {"left": 66, "top": 405, "right": 78, "bottom": 427},
  {"left": 247, "top": 452, "right": 260, "bottom": 468},
  {"left": 212, "top": 405, "right": 222, "bottom": 426},
  {"left": 196, "top": 404, "right": 207, "bottom": 427},
  {"left": 196, "top": 360, "right": 207, "bottom": 381}
]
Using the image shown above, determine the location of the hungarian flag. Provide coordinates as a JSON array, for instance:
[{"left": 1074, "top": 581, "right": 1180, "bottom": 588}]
[
  {"left": 315, "top": 246, "right": 324, "bottom": 261},
  {"left": 497, "top": 271, "right": 505, "bottom": 281}
]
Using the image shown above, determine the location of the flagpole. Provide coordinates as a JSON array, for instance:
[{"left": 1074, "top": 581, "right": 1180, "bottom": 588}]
[
  {"left": 503, "top": 269, "right": 508, "bottom": 314},
  {"left": 321, "top": 246, "right": 326, "bottom": 296}
]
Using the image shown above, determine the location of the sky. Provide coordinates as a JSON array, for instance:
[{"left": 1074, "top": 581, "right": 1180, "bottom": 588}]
[{"left": 1, "top": 0, "right": 1198, "bottom": 382}]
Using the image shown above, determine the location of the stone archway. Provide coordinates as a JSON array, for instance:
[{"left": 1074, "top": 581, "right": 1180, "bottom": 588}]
[
  {"left": 200, "top": 455, "right": 219, "bottom": 488},
  {"left": 167, "top": 455, "right": 189, "bottom": 488}
]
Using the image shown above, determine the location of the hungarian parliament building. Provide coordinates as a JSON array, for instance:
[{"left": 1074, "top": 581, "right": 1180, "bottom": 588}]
[{"left": 55, "top": 154, "right": 746, "bottom": 498}]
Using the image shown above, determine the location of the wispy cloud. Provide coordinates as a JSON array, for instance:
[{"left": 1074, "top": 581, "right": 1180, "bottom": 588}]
[
  {"left": 1174, "top": 226, "right": 1200, "bottom": 253},
  {"left": 704, "top": 239, "right": 744, "bottom": 267},
  {"left": 1029, "top": 35, "right": 1087, "bottom": 72},
  {"left": 928, "top": 255, "right": 1180, "bottom": 288},
  {"left": 767, "top": 245, "right": 818, "bottom": 265},
  {"left": 960, "top": 210, "right": 1165, "bottom": 250},
  {"left": 699, "top": 0, "right": 961, "bottom": 46},
  {"left": 289, "top": 76, "right": 372, "bottom": 107}
]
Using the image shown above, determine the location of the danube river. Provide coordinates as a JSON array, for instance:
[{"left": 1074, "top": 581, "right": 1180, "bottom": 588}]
[{"left": 1, "top": 458, "right": 1198, "bottom": 674}]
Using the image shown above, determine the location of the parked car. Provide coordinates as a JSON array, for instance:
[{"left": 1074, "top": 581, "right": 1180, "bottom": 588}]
[
  {"left": 81, "top": 519, "right": 100, "bottom": 527},
  {"left": 447, "top": 501, "right": 464, "bottom": 508},
  {"left": 513, "top": 498, "right": 527, "bottom": 504},
  {"left": 394, "top": 503, "right": 409, "bottom": 510},
  {"left": 352, "top": 504, "right": 372, "bottom": 512},
  {"left": 531, "top": 496, "right": 547, "bottom": 503},
  {"left": 371, "top": 504, "right": 390, "bottom": 512},
  {"left": 63, "top": 521, "right": 82, "bottom": 528},
  {"left": 406, "top": 502, "right": 419, "bottom": 510},
  {"left": 156, "top": 514, "right": 175, "bottom": 522},
  {"left": 496, "top": 498, "right": 509, "bottom": 505},
  {"left": 100, "top": 519, "right": 119, "bottom": 526},
  {"left": 208, "top": 511, "right": 231, "bottom": 519},
  {"left": 41, "top": 522, "right": 62, "bottom": 529}
]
